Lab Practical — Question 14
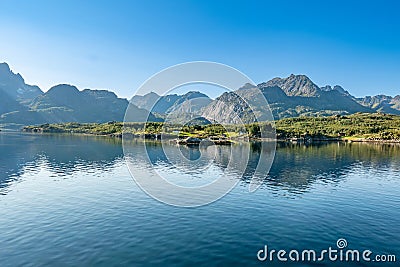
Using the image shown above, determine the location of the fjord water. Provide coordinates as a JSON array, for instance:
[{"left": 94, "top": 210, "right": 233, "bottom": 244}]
[{"left": 0, "top": 133, "right": 399, "bottom": 266}]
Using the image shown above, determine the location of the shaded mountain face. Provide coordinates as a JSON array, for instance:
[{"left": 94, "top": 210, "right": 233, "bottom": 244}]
[
  {"left": 166, "top": 91, "right": 211, "bottom": 113},
  {"left": 0, "top": 87, "right": 158, "bottom": 129},
  {"left": 30, "top": 84, "right": 82, "bottom": 109},
  {"left": 0, "top": 89, "right": 25, "bottom": 114},
  {"left": 132, "top": 92, "right": 180, "bottom": 114},
  {"left": 132, "top": 91, "right": 211, "bottom": 115},
  {"left": 131, "top": 92, "right": 162, "bottom": 112},
  {"left": 0, "top": 63, "right": 42, "bottom": 103},
  {"left": 131, "top": 91, "right": 212, "bottom": 124},
  {"left": 0, "top": 63, "right": 160, "bottom": 127},
  {"left": 2, "top": 84, "right": 131, "bottom": 125},
  {"left": 25, "top": 84, "right": 155, "bottom": 123},
  {"left": 0, "top": 63, "right": 42, "bottom": 114}
]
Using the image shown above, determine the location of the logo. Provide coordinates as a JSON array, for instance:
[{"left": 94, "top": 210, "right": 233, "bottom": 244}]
[{"left": 257, "top": 238, "right": 396, "bottom": 263}]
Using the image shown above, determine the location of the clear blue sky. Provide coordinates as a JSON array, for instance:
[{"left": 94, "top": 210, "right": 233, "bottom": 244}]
[{"left": 0, "top": 0, "right": 399, "bottom": 98}]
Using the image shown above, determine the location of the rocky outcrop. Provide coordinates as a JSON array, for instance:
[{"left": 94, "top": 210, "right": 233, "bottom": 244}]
[{"left": 260, "top": 74, "right": 320, "bottom": 96}]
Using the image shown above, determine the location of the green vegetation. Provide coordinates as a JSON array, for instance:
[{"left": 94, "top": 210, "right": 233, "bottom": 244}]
[
  {"left": 22, "top": 122, "right": 124, "bottom": 135},
  {"left": 22, "top": 113, "right": 400, "bottom": 141},
  {"left": 275, "top": 113, "right": 400, "bottom": 140}
]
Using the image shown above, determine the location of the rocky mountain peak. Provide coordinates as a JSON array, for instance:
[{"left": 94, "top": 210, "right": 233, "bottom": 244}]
[
  {"left": 262, "top": 74, "right": 320, "bottom": 96},
  {"left": 0, "top": 62, "right": 42, "bottom": 102},
  {"left": 238, "top": 83, "right": 257, "bottom": 90},
  {"left": 0, "top": 62, "right": 11, "bottom": 73},
  {"left": 320, "top": 85, "right": 350, "bottom": 96},
  {"left": 0, "top": 62, "right": 24, "bottom": 83}
]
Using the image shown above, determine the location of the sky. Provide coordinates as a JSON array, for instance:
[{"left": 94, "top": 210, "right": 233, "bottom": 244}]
[{"left": 0, "top": 0, "right": 399, "bottom": 99}]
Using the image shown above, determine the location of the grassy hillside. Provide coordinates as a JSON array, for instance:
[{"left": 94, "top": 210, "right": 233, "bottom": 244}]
[{"left": 275, "top": 113, "right": 400, "bottom": 140}]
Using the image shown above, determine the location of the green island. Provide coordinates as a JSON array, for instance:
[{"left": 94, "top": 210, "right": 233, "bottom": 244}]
[{"left": 22, "top": 113, "right": 400, "bottom": 143}]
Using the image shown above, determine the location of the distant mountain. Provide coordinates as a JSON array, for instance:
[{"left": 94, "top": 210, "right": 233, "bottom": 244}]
[
  {"left": 0, "top": 63, "right": 42, "bottom": 103},
  {"left": 0, "top": 63, "right": 158, "bottom": 128},
  {"left": 201, "top": 75, "right": 374, "bottom": 123},
  {"left": 357, "top": 95, "right": 400, "bottom": 115},
  {"left": 132, "top": 91, "right": 211, "bottom": 115},
  {"left": 130, "top": 74, "right": 400, "bottom": 124},
  {"left": 29, "top": 84, "right": 132, "bottom": 123},
  {"left": 320, "top": 85, "right": 351, "bottom": 96},
  {"left": 132, "top": 92, "right": 180, "bottom": 114},
  {"left": 0, "top": 63, "right": 42, "bottom": 114},
  {"left": 1, "top": 62, "right": 400, "bottom": 128},
  {"left": 393, "top": 96, "right": 400, "bottom": 110},
  {"left": 167, "top": 91, "right": 211, "bottom": 113},
  {"left": 261, "top": 74, "right": 320, "bottom": 96},
  {"left": 259, "top": 83, "right": 372, "bottom": 118},
  {"left": 1, "top": 85, "right": 159, "bottom": 126}
]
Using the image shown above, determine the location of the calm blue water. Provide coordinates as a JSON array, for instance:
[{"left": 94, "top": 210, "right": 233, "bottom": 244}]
[{"left": 0, "top": 133, "right": 399, "bottom": 266}]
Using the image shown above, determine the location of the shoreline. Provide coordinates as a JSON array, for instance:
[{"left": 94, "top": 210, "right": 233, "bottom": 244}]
[
  {"left": 16, "top": 130, "right": 400, "bottom": 144},
  {"left": 18, "top": 113, "right": 400, "bottom": 144}
]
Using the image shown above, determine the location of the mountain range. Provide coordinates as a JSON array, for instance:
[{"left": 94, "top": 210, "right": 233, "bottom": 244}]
[
  {"left": 0, "top": 63, "right": 159, "bottom": 127},
  {"left": 201, "top": 76, "right": 373, "bottom": 123},
  {"left": 0, "top": 62, "right": 399, "bottom": 128}
]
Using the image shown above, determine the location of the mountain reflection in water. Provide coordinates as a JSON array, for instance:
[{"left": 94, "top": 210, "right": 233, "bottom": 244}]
[{"left": 1, "top": 133, "right": 399, "bottom": 196}]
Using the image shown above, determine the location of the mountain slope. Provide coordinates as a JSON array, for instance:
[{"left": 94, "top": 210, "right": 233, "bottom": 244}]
[
  {"left": 0, "top": 63, "right": 42, "bottom": 115},
  {"left": 166, "top": 91, "right": 211, "bottom": 113},
  {"left": 0, "top": 63, "right": 161, "bottom": 128},
  {"left": 131, "top": 92, "right": 180, "bottom": 114},
  {"left": 261, "top": 74, "right": 320, "bottom": 96},
  {"left": 320, "top": 85, "right": 351, "bottom": 96},
  {"left": 132, "top": 91, "right": 212, "bottom": 115},
  {"left": 0, "top": 62, "right": 42, "bottom": 103},
  {"left": 29, "top": 84, "right": 158, "bottom": 123},
  {"left": 1, "top": 63, "right": 400, "bottom": 127},
  {"left": 1, "top": 84, "right": 159, "bottom": 126},
  {"left": 202, "top": 75, "right": 374, "bottom": 123},
  {"left": 357, "top": 95, "right": 400, "bottom": 115},
  {"left": 0, "top": 89, "right": 25, "bottom": 114}
]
